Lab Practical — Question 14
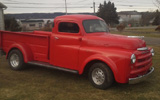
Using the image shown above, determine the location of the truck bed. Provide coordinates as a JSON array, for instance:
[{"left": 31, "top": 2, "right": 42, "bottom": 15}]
[{"left": 0, "top": 31, "right": 52, "bottom": 62}]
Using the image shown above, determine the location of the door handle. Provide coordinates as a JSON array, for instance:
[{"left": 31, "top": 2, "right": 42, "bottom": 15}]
[{"left": 55, "top": 37, "right": 59, "bottom": 40}]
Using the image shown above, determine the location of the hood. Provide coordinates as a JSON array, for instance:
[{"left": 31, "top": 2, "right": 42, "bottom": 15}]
[{"left": 86, "top": 33, "right": 146, "bottom": 50}]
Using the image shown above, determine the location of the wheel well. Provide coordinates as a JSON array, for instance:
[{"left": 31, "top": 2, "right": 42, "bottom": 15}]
[
  {"left": 7, "top": 48, "right": 21, "bottom": 59},
  {"left": 83, "top": 60, "right": 115, "bottom": 82},
  {"left": 83, "top": 60, "right": 109, "bottom": 75}
]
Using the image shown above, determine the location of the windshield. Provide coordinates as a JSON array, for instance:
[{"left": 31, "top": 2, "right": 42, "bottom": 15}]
[{"left": 83, "top": 19, "right": 109, "bottom": 33}]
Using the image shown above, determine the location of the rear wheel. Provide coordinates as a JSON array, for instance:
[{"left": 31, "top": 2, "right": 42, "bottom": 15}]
[
  {"left": 89, "top": 62, "right": 114, "bottom": 89},
  {"left": 8, "top": 49, "right": 25, "bottom": 70}
]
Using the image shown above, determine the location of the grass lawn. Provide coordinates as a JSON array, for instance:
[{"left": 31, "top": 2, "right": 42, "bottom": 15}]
[{"left": 0, "top": 46, "right": 160, "bottom": 100}]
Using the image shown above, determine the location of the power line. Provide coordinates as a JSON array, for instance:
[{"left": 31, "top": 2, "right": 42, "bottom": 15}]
[
  {"left": 3, "top": 0, "right": 155, "bottom": 6},
  {"left": 3, "top": 2, "right": 64, "bottom": 5},
  {"left": 3, "top": 0, "right": 155, "bottom": 5},
  {"left": 2, "top": 0, "right": 157, "bottom": 13},
  {"left": 65, "top": 0, "right": 67, "bottom": 15},
  {"left": 7, "top": 5, "right": 156, "bottom": 9},
  {"left": 8, "top": 6, "right": 93, "bottom": 8},
  {"left": 4, "top": 2, "right": 154, "bottom": 7}
]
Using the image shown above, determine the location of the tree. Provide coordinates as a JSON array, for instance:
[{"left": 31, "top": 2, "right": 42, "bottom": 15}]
[
  {"left": 97, "top": 1, "right": 119, "bottom": 26},
  {"left": 154, "top": 0, "right": 160, "bottom": 9},
  {"left": 140, "top": 12, "right": 155, "bottom": 26},
  {"left": 152, "top": 10, "right": 160, "bottom": 25},
  {"left": 4, "top": 16, "right": 22, "bottom": 31}
]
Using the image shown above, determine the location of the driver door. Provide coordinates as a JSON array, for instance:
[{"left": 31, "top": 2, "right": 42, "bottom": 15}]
[{"left": 50, "top": 21, "right": 82, "bottom": 70}]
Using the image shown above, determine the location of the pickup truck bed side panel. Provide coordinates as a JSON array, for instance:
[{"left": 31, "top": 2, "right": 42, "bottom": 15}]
[
  {"left": 0, "top": 32, "right": 2, "bottom": 49},
  {"left": 1, "top": 31, "right": 50, "bottom": 63}
]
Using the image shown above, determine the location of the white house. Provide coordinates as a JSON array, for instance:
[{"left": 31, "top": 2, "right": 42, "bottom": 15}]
[
  {"left": 0, "top": 2, "right": 7, "bottom": 30},
  {"left": 118, "top": 11, "right": 142, "bottom": 24},
  {"left": 20, "top": 19, "right": 45, "bottom": 31}
]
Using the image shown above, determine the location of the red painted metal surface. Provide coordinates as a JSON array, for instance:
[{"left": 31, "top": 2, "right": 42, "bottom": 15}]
[
  {"left": 0, "top": 15, "right": 153, "bottom": 84},
  {"left": 0, "top": 31, "right": 2, "bottom": 49}
]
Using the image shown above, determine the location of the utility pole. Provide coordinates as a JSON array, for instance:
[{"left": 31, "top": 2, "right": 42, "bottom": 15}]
[
  {"left": 65, "top": 0, "right": 67, "bottom": 15},
  {"left": 93, "top": 1, "right": 95, "bottom": 15}
]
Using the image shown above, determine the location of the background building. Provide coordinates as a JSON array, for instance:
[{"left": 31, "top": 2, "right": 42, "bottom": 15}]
[
  {"left": 20, "top": 19, "right": 45, "bottom": 31},
  {"left": 5, "top": 12, "right": 93, "bottom": 31},
  {"left": 118, "top": 11, "right": 142, "bottom": 26},
  {"left": 0, "top": 2, "right": 7, "bottom": 30}
]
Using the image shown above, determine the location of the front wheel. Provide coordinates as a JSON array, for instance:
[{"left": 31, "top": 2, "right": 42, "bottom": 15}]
[
  {"left": 8, "top": 49, "right": 25, "bottom": 70},
  {"left": 89, "top": 62, "right": 114, "bottom": 89}
]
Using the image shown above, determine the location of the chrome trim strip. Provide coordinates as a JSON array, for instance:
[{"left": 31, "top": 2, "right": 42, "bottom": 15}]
[
  {"left": 28, "top": 61, "right": 79, "bottom": 74},
  {"left": 128, "top": 36, "right": 144, "bottom": 39},
  {"left": 137, "top": 47, "right": 148, "bottom": 51},
  {"left": 129, "top": 67, "right": 154, "bottom": 84}
]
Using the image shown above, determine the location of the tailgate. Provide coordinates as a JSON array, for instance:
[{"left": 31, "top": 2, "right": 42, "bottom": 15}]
[
  {"left": 0, "top": 31, "right": 6, "bottom": 56},
  {"left": 0, "top": 31, "right": 3, "bottom": 55}
]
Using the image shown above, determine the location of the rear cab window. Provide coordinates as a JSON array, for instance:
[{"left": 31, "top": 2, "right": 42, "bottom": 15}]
[{"left": 58, "top": 22, "right": 80, "bottom": 33}]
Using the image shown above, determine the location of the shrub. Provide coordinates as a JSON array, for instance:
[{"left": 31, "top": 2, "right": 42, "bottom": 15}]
[
  {"left": 155, "top": 25, "right": 160, "bottom": 32},
  {"left": 40, "top": 27, "right": 52, "bottom": 32},
  {"left": 116, "top": 24, "right": 125, "bottom": 32},
  {"left": 4, "top": 16, "right": 22, "bottom": 31}
]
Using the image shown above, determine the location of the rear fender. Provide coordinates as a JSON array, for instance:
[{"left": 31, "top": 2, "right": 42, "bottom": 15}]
[{"left": 7, "top": 43, "right": 33, "bottom": 63}]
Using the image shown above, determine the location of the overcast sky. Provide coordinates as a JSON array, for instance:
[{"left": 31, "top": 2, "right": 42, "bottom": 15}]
[{"left": 1, "top": 0, "right": 158, "bottom": 14}]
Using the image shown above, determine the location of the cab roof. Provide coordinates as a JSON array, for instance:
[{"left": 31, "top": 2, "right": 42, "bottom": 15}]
[{"left": 54, "top": 14, "right": 102, "bottom": 22}]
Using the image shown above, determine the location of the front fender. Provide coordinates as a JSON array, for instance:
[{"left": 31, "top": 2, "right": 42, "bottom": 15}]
[
  {"left": 79, "top": 54, "right": 119, "bottom": 82},
  {"left": 7, "top": 43, "right": 33, "bottom": 63},
  {"left": 79, "top": 51, "right": 132, "bottom": 83}
]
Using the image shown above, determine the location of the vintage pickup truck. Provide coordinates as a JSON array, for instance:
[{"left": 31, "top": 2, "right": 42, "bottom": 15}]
[{"left": 0, "top": 15, "right": 154, "bottom": 89}]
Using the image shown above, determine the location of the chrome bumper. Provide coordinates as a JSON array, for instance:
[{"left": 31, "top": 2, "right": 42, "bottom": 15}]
[{"left": 129, "top": 67, "right": 154, "bottom": 84}]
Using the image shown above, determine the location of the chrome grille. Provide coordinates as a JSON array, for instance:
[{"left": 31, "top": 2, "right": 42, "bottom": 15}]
[{"left": 135, "top": 51, "right": 152, "bottom": 69}]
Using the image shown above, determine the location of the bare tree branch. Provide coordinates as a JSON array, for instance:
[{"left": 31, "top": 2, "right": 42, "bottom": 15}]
[{"left": 154, "top": 0, "right": 160, "bottom": 9}]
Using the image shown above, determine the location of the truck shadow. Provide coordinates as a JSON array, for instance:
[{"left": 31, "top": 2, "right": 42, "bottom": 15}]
[
  {"left": 24, "top": 64, "right": 153, "bottom": 91},
  {"left": 1, "top": 56, "right": 153, "bottom": 91},
  {"left": 110, "top": 81, "right": 153, "bottom": 93},
  {"left": 24, "top": 64, "right": 88, "bottom": 81}
]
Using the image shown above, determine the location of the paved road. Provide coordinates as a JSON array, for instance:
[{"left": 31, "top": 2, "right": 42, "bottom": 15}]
[
  {"left": 144, "top": 37, "right": 160, "bottom": 46},
  {"left": 110, "top": 26, "right": 157, "bottom": 31}
]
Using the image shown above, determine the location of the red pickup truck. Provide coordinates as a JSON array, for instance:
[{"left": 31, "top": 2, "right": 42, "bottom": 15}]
[{"left": 0, "top": 15, "right": 154, "bottom": 89}]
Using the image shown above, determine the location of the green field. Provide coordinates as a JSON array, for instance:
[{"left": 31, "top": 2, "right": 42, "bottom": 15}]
[{"left": 0, "top": 27, "right": 160, "bottom": 100}]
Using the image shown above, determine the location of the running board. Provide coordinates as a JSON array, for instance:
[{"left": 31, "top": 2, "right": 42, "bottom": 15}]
[{"left": 28, "top": 61, "right": 79, "bottom": 74}]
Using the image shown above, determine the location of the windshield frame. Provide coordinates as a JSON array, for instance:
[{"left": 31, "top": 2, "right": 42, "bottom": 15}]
[{"left": 82, "top": 19, "right": 109, "bottom": 34}]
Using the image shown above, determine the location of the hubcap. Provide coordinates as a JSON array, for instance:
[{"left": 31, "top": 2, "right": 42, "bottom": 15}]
[
  {"left": 92, "top": 68, "right": 105, "bottom": 85},
  {"left": 10, "top": 54, "right": 20, "bottom": 68}
]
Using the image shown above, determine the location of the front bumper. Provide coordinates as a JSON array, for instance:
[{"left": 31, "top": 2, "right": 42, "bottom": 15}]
[{"left": 129, "top": 67, "right": 154, "bottom": 84}]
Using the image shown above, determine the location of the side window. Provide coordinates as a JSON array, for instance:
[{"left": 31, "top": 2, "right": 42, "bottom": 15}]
[{"left": 58, "top": 22, "right": 79, "bottom": 33}]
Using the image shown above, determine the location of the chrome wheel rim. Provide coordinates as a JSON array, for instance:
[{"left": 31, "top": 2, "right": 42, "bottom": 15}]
[
  {"left": 10, "top": 54, "right": 20, "bottom": 68},
  {"left": 92, "top": 68, "right": 105, "bottom": 85}
]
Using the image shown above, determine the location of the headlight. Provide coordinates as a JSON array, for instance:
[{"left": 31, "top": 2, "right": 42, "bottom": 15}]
[
  {"left": 131, "top": 54, "right": 136, "bottom": 64},
  {"left": 150, "top": 48, "right": 154, "bottom": 56}
]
